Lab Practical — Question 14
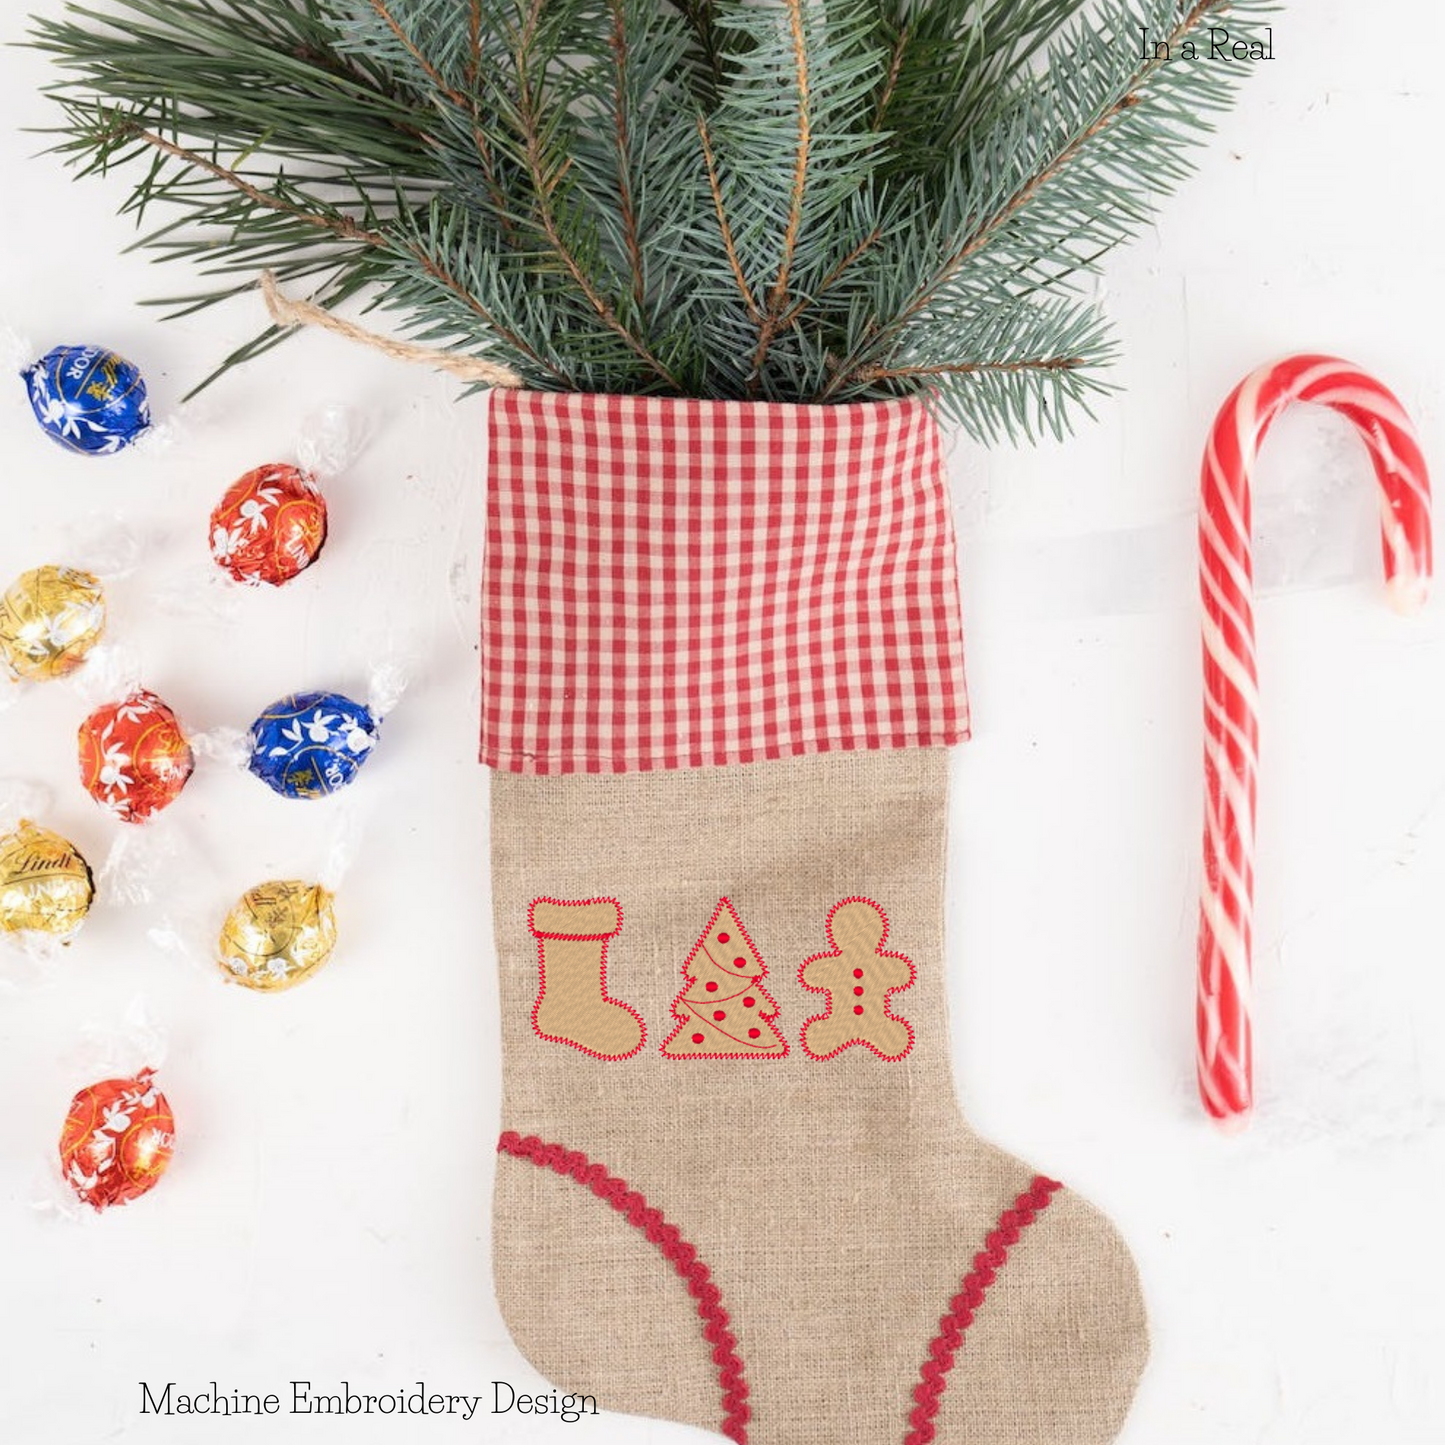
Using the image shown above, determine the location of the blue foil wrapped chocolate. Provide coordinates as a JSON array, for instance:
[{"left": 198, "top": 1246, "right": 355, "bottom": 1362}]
[
  {"left": 247, "top": 691, "right": 380, "bottom": 800},
  {"left": 22, "top": 344, "right": 152, "bottom": 455}
]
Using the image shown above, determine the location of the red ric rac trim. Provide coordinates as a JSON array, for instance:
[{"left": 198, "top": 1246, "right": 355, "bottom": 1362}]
[
  {"left": 528, "top": 896, "right": 646, "bottom": 1061},
  {"left": 799, "top": 896, "right": 916, "bottom": 1062},
  {"left": 498, "top": 1132, "right": 752, "bottom": 1444},
  {"left": 903, "top": 1176, "right": 1062, "bottom": 1445}
]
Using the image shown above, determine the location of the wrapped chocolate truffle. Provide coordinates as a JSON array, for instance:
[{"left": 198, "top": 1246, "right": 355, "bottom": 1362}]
[
  {"left": 59, "top": 1068, "right": 175, "bottom": 1210},
  {"left": 209, "top": 463, "right": 328, "bottom": 587},
  {"left": 22, "top": 344, "right": 151, "bottom": 455},
  {"left": 217, "top": 879, "right": 338, "bottom": 991},
  {"left": 78, "top": 689, "right": 195, "bottom": 823},
  {"left": 246, "top": 689, "right": 383, "bottom": 800},
  {"left": 0, "top": 818, "right": 94, "bottom": 941},
  {"left": 0, "top": 564, "right": 106, "bottom": 682}
]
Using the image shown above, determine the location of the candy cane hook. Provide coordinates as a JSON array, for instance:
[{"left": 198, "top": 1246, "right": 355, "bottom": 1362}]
[{"left": 1197, "top": 355, "right": 1432, "bottom": 1130}]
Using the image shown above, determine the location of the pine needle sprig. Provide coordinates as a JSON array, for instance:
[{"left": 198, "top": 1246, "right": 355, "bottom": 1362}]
[
  {"left": 819, "top": 0, "right": 1272, "bottom": 434},
  {"left": 30, "top": 0, "right": 1274, "bottom": 438}
]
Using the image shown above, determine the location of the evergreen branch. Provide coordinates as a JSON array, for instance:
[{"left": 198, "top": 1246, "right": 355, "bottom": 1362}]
[
  {"left": 831, "top": 294, "right": 1116, "bottom": 443},
  {"left": 470, "top": 122, "right": 520, "bottom": 247},
  {"left": 747, "top": 0, "right": 813, "bottom": 386},
  {"left": 664, "top": 0, "right": 726, "bottom": 105},
  {"left": 766, "top": 0, "right": 812, "bottom": 314},
  {"left": 696, "top": 113, "right": 761, "bottom": 323},
  {"left": 821, "top": 0, "right": 1263, "bottom": 401},
  {"left": 910, "top": 101, "right": 1126, "bottom": 310},
  {"left": 856, "top": 356, "right": 1088, "bottom": 382},
  {"left": 458, "top": 0, "right": 518, "bottom": 249},
  {"left": 870, "top": 0, "right": 1092, "bottom": 179},
  {"left": 399, "top": 241, "right": 569, "bottom": 385},
  {"left": 35, "top": 0, "right": 437, "bottom": 165},
  {"left": 114, "top": 118, "right": 390, "bottom": 247},
  {"left": 872, "top": 22, "right": 910, "bottom": 130},
  {"left": 467, "top": 0, "right": 482, "bottom": 85},
  {"left": 774, "top": 221, "right": 881, "bottom": 331},
  {"left": 363, "top": 0, "right": 469, "bottom": 108},
  {"left": 607, "top": 0, "right": 647, "bottom": 316},
  {"left": 506, "top": 3, "right": 684, "bottom": 392},
  {"left": 31, "top": 0, "right": 1273, "bottom": 440}
]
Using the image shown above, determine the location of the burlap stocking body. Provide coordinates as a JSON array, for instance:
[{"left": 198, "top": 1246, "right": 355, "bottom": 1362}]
[{"left": 482, "top": 392, "right": 1149, "bottom": 1444}]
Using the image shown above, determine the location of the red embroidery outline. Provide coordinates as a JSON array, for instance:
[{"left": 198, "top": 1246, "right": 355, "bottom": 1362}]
[
  {"left": 498, "top": 1131, "right": 751, "bottom": 1444},
  {"left": 527, "top": 896, "right": 646, "bottom": 1061},
  {"left": 661, "top": 897, "right": 789, "bottom": 1061},
  {"left": 798, "top": 896, "right": 916, "bottom": 1062},
  {"left": 903, "top": 1176, "right": 1062, "bottom": 1445}
]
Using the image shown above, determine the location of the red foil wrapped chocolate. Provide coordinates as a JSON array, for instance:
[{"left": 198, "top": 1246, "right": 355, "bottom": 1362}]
[
  {"left": 78, "top": 689, "right": 195, "bottom": 823},
  {"left": 210, "top": 463, "right": 328, "bottom": 587},
  {"left": 59, "top": 1069, "right": 175, "bottom": 1210}
]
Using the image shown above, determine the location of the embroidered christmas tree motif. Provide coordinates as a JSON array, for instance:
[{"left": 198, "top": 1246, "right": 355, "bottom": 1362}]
[
  {"left": 800, "top": 898, "right": 915, "bottom": 1062},
  {"left": 529, "top": 897, "right": 645, "bottom": 1061},
  {"left": 661, "top": 898, "right": 788, "bottom": 1059}
]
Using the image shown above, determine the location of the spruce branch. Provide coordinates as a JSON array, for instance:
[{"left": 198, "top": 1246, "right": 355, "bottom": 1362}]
[
  {"left": 821, "top": 0, "right": 1271, "bottom": 408},
  {"left": 751, "top": 0, "right": 814, "bottom": 380},
  {"left": 362, "top": 0, "right": 470, "bottom": 108},
  {"left": 121, "top": 120, "right": 389, "bottom": 248},
  {"left": 31, "top": 0, "right": 1274, "bottom": 441},
  {"left": 505, "top": 0, "right": 684, "bottom": 391},
  {"left": 606, "top": 0, "right": 648, "bottom": 316},
  {"left": 696, "top": 113, "right": 761, "bottom": 324}
]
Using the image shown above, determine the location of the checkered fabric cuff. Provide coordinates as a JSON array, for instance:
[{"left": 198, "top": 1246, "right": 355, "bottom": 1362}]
[{"left": 480, "top": 390, "right": 969, "bottom": 774}]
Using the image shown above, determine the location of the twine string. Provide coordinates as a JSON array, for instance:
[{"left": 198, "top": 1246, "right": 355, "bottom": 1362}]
[{"left": 259, "top": 271, "right": 523, "bottom": 389}]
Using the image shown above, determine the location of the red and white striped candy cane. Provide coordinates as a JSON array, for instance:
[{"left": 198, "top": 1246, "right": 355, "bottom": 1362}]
[{"left": 1197, "top": 355, "right": 1432, "bottom": 1129}]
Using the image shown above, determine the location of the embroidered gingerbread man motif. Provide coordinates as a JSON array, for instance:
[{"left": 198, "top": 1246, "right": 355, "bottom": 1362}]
[{"left": 800, "top": 897, "right": 915, "bottom": 1061}]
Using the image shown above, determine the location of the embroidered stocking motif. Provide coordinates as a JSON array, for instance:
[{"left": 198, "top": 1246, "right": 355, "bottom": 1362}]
[
  {"left": 528, "top": 897, "right": 645, "bottom": 1060},
  {"left": 800, "top": 897, "right": 916, "bottom": 1061},
  {"left": 660, "top": 899, "right": 788, "bottom": 1059}
]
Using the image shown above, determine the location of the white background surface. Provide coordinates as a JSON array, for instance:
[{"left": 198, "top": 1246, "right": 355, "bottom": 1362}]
[{"left": 3, "top": 3, "right": 1444, "bottom": 1442}]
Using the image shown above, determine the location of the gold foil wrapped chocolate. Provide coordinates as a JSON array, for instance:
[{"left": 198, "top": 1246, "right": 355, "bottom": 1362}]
[
  {"left": 0, "top": 565, "right": 106, "bottom": 681},
  {"left": 0, "top": 820, "right": 95, "bottom": 939},
  {"left": 217, "top": 880, "right": 337, "bottom": 991}
]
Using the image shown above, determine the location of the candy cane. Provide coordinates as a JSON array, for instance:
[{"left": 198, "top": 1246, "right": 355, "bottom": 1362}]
[{"left": 1197, "top": 355, "right": 1432, "bottom": 1129}]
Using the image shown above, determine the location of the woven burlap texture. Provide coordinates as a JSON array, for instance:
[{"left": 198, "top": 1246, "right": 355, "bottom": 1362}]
[{"left": 491, "top": 747, "right": 1148, "bottom": 1444}]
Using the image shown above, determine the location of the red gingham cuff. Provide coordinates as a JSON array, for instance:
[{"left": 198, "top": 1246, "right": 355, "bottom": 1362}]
[{"left": 480, "top": 390, "right": 969, "bottom": 774}]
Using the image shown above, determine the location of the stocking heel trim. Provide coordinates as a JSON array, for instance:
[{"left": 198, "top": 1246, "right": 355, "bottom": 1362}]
[
  {"left": 498, "top": 1130, "right": 753, "bottom": 1444},
  {"left": 903, "top": 1175, "right": 1062, "bottom": 1445}
]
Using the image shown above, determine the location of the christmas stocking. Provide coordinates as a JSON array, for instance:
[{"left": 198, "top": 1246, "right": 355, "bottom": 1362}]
[{"left": 483, "top": 392, "right": 1148, "bottom": 1444}]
